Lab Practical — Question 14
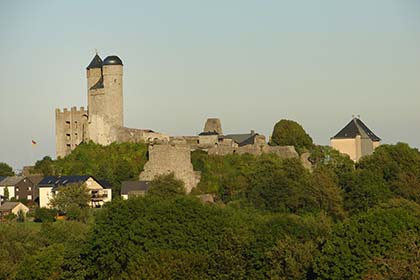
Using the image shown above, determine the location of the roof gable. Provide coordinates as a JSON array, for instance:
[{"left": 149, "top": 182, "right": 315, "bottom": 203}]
[
  {"left": 86, "top": 54, "right": 103, "bottom": 70},
  {"left": 331, "top": 118, "right": 381, "bottom": 141},
  {"left": 224, "top": 132, "right": 257, "bottom": 146}
]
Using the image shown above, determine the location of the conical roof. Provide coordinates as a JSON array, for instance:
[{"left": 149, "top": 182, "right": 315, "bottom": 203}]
[
  {"left": 86, "top": 54, "right": 103, "bottom": 70},
  {"left": 331, "top": 118, "right": 381, "bottom": 141}
]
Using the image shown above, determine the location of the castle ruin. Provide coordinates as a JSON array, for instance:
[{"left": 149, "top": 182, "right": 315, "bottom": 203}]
[
  {"left": 55, "top": 54, "right": 169, "bottom": 158},
  {"left": 57, "top": 54, "right": 306, "bottom": 193}
]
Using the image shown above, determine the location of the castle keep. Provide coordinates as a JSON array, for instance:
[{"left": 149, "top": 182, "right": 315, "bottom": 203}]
[{"left": 56, "top": 54, "right": 169, "bottom": 158}]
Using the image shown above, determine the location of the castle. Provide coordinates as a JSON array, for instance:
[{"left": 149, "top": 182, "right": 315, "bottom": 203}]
[
  {"left": 56, "top": 54, "right": 301, "bottom": 192},
  {"left": 56, "top": 54, "right": 381, "bottom": 193},
  {"left": 55, "top": 54, "right": 169, "bottom": 158}
]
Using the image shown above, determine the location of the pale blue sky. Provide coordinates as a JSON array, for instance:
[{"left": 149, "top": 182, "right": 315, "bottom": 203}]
[{"left": 0, "top": 0, "right": 419, "bottom": 170}]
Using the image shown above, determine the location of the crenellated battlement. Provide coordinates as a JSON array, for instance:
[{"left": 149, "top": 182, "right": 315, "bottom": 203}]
[{"left": 55, "top": 106, "right": 87, "bottom": 115}]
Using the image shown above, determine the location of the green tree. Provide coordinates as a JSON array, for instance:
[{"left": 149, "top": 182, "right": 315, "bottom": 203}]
[
  {"left": 309, "top": 166, "right": 346, "bottom": 220},
  {"left": 0, "top": 162, "right": 14, "bottom": 176},
  {"left": 33, "top": 156, "right": 55, "bottom": 176},
  {"left": 246, "top": 158, "right": 316, "bottom": 213},
  {"left": 34, "top": 207, "right": 57, "bottom": 223},
  {"left": 357, "top": 143, "right": 420, "bottom": 204},
  {"left": 269, "top": 119, "right": 314, "bottom": 153},
  {"left": 3, "top": 186, "right": 9, "bottom": 201},
  {"left": 266, "top": 236, "right": 317, "bottom": 279},
  {"left": 16, "top": 244, "right": 65, "bottom": 280},
  {"left": 83, "top": 196, "right": 252, "bottom": 279},
  {"left": 32, "top": 142, "right": 149, "bottom": 196},
  {"left": 147, "top": 173, "right": 186, "bottom": 197},
  {"left": 344, "top": 169, "right": 391, "bottom": 214},
  {"left": 314, "top": 202, "right": 420, "bottom": 279},
  {"left": 49, "top": 183, "right": 90, "bottom": 221}
]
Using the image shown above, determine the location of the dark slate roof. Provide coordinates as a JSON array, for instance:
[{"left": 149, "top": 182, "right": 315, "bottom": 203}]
[
  {"left": 199, "top": 131, "right": 219, "bottom": 136},
  {"left": 224, "top": 132, "right": 258, "bottom": 147},
  {"left": 98, "top": 179, "right": 112, "bottom": 189},
  {"left": 331, "top": 118, "right": 381, "bottom": 141},
  {"left": 86, "top": 54, "right": 103, "bottom": 70},
  {"left": 90, "top": 76, "right": 104, "bottom": 90},
  {"left": 103, "top": 55, "right": 123, "bottom": 66},
  {"left": 121, "top": 181, "right": 150, "bottom": 195},
  {"left": 38, "top": 175, "right": 97, "bottom": 190},
  {"left": 0, "top": 176, "right": 6, "bottom": 184}
]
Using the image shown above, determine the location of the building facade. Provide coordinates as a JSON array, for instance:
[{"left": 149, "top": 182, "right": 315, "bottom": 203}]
[
  {"left": 38, "top": 176, "right": 112, "bottom": 208},
  {"left": 331, "top": 117, "right": 381, "bottom": 162}
]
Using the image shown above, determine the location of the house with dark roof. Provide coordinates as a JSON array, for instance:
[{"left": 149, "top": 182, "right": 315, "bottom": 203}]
[
  {"left": 121, "top": 181, "right": 150, "bottom": 199},
  {"left": 38, "top": 176, "right": 112, "bottom": 208},
  {"left": 0, "top": 176, "right": 44, "bottom": 203},
  {"left": 0, "top": 176, "right": 24, "bottom": 201},
  {"left": 331, "top": 117, "right": 381, "bottom": 161}
]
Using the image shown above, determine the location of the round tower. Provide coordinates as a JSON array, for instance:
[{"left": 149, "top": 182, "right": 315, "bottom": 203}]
[{"left": 102, "top": 55, "right": 124, "bottom": 128}]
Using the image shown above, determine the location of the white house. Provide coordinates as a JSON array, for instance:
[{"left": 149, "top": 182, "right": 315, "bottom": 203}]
[
  {"left": 0, "top": 176, "right": 23, "bottom": 200},
  {"left": 38, "top": 176, "right": 112, "bottom": 208}
]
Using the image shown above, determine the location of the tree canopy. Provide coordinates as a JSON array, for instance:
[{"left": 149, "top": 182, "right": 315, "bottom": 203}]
[
  {"left": 0, "top": 162, "right": 14, "bottom": 176},
  {"left": 269, "top": 119, "right": 314, "bottom": 153},
  {"left": 147, "top": 173, "right": 186, "bottom": 197}
]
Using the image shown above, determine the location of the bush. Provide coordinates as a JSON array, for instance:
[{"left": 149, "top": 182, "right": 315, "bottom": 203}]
[{"left": 34, "top": 208, "right": 56, "bottom": 223}]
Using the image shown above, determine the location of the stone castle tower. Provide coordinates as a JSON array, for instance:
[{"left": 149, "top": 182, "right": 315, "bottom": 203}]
[
  {"left": 56, "top": 54, "right": 169, "bottom": 158},
  {"left": 86, "top": 54, "right": 124, "bottom": 145}
]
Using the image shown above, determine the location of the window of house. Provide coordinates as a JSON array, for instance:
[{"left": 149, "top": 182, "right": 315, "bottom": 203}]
[
  {"left": 28, "top": 186, "right": 31, "bottom": 191},
  {"left": 16, "top": 187, "right": 19, "bottom": 192},
  {"left": 16, "top": 195, "right": 19, "bottom": 199},
  {"left": 27, "top": 195, "right": 32, "bottom": 200}
]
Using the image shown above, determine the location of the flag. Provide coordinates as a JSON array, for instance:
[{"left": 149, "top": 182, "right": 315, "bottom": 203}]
[{"left": 32, "top": 140, "right": 37, "bottom": 145}]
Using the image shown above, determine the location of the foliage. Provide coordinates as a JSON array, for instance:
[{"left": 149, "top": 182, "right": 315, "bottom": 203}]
[
  {"left": 34, "top": 207, "right": 57, "bottom": 223},
  {"left": 314, "top": 203, "right": 420, "bottom": 279},
  {"left": 16, "top": 244, "right": 65, "bottom": 280},
  {"left": 16, "top": 210, "right": 25, "bottom": 223},
  {"left": 7, "top": 138, "right": 420, "bottom": 278},
  {"left": 358, "top": 143, "right": 420, "bottom": 203},
  {"left": 33, "top": 141, "right": 149, "bottom": 195},
  {"left": 0, "top": 223, "right": 43, "bottom": 280},
  {"left": 309, "top": 166, "right": 346, "bottom": 220},
  {"left": 3, "top": 186, "right": 9, "bottom": 200},
  {"left": 343, "top": 169, "right": 391, "bottom": 214},
  {"left": 49, "top": 183, "right": 90, "bottom": 211},
  {"left": 84, "top": 196, "right": 251, "bottom": 279},
  {"left": 246, "top": 158, "right": 316, "bottom": 213},
  {"left": 32, "top": 156, "right": 54, "bottom": 176},
  {"left": 147, "top": 173, "right": 186, "bottom": 197},
  {"left": 269, "top": 119, "right": 314, "bottom": 153},
  {"left": 4, "top": 213, "right": 16, "bottom": 221},
  {"left": 0, "top": 162, "right": 14, "bottom": 176}
]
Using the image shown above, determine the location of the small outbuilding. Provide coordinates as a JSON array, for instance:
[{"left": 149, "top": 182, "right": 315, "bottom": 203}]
[
  {"left": 0, "top": 202, "right": 29, "bottom": 219},
  {"left": 121, "top": 181, "right": 150, "bottom": 199}
]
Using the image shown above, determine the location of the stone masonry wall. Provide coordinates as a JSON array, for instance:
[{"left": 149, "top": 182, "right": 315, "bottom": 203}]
[
  {"left": 55, "top": 107, "right": 88, "bottom": 158},
  {"left": 139, "top": 144, "right": 201, "bottom": 193}
]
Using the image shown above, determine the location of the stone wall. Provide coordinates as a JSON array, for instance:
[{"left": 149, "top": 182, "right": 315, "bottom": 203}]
[
  {"left": 203, "top": 118, "right": 223, "bottom": 135},
  {"left": 207, "top": 143, "right": 299, "bottom": 158},
  {"left": 139, "top": 144, "right": 201, "bottom": 193},
  {"left": 55, "top": 107, "right": 88, "bottom": 158},
  {"left": 113, "top": 126, "right": 170, "bottom": 144}
]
